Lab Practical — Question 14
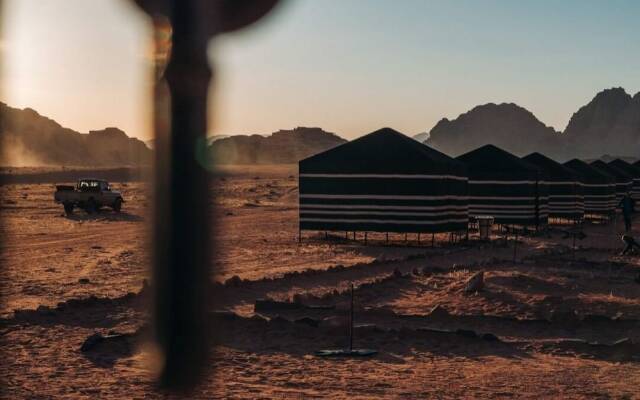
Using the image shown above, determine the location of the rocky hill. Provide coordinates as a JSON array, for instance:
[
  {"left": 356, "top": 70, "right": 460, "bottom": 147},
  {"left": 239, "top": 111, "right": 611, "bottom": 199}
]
[
  {"left": 145, "top": 134, "right": 229, "bottom": 150},
  {"left": 0, "top": 103, "right": 151, "bottom": 166},
  {"left": 427, "top": 103, "right": 562, "bottom": 158},
  {"left": 425, "top": 88, "right": 640, "bottom": 160},
  {"left": 209, "top": 127, "right": 346, "bottom": 164},
  {"left": 564, "top": 88, "right": 640, "bottom": 159},
  {"left": 412, "top": 132, "right": 430, "bottom": 143}
]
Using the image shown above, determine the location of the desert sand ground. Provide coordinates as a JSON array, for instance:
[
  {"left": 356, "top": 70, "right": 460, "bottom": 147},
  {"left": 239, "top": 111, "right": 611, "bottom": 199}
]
[{"left": 1, "top": 164, "right": 640, "bottom": 399}]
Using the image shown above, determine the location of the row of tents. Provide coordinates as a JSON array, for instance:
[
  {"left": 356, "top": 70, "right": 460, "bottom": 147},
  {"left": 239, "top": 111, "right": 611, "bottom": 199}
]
[{"left": 298, "top": 128, "right": 640, "bottom": 236}]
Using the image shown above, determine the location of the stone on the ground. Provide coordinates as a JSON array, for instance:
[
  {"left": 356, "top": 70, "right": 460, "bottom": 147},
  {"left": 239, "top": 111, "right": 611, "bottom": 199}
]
[
  {"left": 224, "top": 275, "right": 243, "bottom": 287},
  {"left": 464, "top": 271, "right": 484, "bottom": 293},
  {"left": 80, "top": 333, "right": 104, "bottom": 352},
  {"left": 254, "top": 298, "right": 302, "bottom": 312},
  {"left": 427, "top": 304, "right": 450, "bottom": 319}
]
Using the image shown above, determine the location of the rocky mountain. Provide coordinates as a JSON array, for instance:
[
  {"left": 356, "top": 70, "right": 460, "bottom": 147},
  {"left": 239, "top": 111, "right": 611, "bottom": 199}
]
[
  {"left": 145, "top": 134, "right": 229, "bottom": 150},
  {"left": 427, "top": 103, "right": 563, "bottom": 158},
  {"left": 425, "top": 88, "right": 640, "bottom": 160},
  {"left": 564, "top": 88, "right": 640, "bottom": 159},
  {"left": 209, "top": 127, "right": 346, "bottom": 164},
  {"left": 412, "top": 132, "right": 430, "bottom": 143},
  {"left": 0, "top": 103, "right": 151, "bottom": 166}
]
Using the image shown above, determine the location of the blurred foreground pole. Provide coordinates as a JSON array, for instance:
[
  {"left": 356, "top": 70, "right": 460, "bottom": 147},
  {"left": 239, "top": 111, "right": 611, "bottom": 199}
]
[
  {"left": 157, "top": 0, "right": 211, "bottom": 389},
  {"left": 132, "top": 0, "right": 281, "bottom": 391}
]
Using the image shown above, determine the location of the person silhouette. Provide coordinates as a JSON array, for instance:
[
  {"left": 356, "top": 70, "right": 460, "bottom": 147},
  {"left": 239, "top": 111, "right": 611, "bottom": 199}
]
[{"left": 618, "top": 192, "right": 635, "bottom": 232}]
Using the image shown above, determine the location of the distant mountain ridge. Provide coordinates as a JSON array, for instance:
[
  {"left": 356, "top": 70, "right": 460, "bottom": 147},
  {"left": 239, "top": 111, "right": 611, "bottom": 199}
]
[
  {"left": 412, "top": 132, "right": 430, "bottom": 143},
  {"left": 145, "top": 134, "right": 229, "bottom": 150},
  {"left": 3, "top": 87, "right": 638, "bottom": 167},
  {"left": 425, "top": 88, "right": 640, "bottom": 161},
  {"left": 209, "top": 127, "right": 346, "bottom": 164},
  {"left": 0, "top": 102, "right": 151, "bottom": 166}
]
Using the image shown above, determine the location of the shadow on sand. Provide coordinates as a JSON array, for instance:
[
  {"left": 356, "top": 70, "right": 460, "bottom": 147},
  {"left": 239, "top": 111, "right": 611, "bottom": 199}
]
[{"left": 63, "top": 209, "right": 144, "bottom": 222}]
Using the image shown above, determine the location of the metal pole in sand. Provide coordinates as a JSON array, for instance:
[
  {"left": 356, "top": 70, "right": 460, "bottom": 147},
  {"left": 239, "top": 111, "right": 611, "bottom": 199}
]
[
  {"left": 513, "top": 229, "right": 518, "bottom": 263},
  {"left": 349, "top": 282, "right": 354, "bottom": 352},
  {"left": 613, "top": 211, "right": 618, "bottom": 253}
]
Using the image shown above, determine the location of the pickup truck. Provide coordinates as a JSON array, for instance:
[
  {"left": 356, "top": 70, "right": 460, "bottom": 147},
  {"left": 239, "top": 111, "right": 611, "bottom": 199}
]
[{"left": 54, "top": 178, "right": 124, "bottom": 214}]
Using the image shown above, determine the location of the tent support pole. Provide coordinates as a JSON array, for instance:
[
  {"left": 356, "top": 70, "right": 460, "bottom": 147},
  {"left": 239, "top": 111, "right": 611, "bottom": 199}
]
[
  {"left": 349, "top": 283, "right": 354, "bottom": 352},
  {"left": 513, "top": 228, "right": 518, "bottom": 263},
  {"left": 432, "top": 233, "right": 435, "bottom": 247},
  {"left": 364, "top": 232, "right": 367, "bottom": 245},
  {"left": 386, "top": 232, "right": 389, "bottom": 243},
  {"left": 418, "top": 233, "right": 420, "bottom": 245}
]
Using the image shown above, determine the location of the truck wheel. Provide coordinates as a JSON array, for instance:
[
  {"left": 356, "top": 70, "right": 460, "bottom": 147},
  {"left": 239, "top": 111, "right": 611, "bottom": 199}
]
[
  {"left": 112, "top": 198, "right": 122, "bottom": 212},
  {"left": 63, "top": 203, "right": 74, "bottom": 215},
  {"left": 85, "top": 198, "right": 97, "bottom": 214}
]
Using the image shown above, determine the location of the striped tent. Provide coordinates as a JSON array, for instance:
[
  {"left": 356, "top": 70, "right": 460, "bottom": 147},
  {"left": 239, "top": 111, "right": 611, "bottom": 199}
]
[
  {"left": 608, "top": 159, "right": 640, "bottom": 201},
  {"left": 456, "top": 145, "right": 547, "bottom": 227},
  {"left": 523, "top": 152, "right": 583, "bottom": 221},
  {"left": 564, "top": 159, "right": 615, "bottom": 215},
  {"left": 298, "top": 128, "right": 469, "bottom": 234},
  {"left": 590, "top": 160, "right": 633, "bottom": 205}
]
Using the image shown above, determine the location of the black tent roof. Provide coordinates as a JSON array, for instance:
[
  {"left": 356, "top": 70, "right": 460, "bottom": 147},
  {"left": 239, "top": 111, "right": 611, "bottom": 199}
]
[
  {"left": 299, "top": 127, "right": 467, "bottom": 175},
  {"left": 634, "top": 160, "right": 640, "bottom": 170},
  {"left": 522, "top": 152, "right": 578, "bottom": 181},
  {"left": 608, "top": 159, "right": 640, "bottom": 179},
  {"left": 455, "top": 144, "right": 540, "bottom": 180},
  {"left": 590, "top": 160, "right": 633, "bottom": 183},
  {"left": 563, "top": 159, "right": 613, "bottom": 184}
]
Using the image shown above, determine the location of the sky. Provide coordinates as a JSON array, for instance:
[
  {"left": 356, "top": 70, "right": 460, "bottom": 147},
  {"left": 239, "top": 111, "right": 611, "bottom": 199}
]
[{"left": 2, "top": 0, "right": 640, "bottom": 141}]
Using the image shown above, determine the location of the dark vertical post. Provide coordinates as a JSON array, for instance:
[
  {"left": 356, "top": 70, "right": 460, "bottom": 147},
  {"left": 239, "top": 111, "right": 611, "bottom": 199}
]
[
  {"left": 513, "top": 229, "right": 518, "bottom": 263},
  {"left": 133, "top": 0, "right": 281, "bottom": 391},
  {"left": 349, "top": 282, "right": 354, "bottom": 352},
  {"left": 386, "top": 232, "right": 389, "bottom": 243},
  {"left": 153, "top": 0, "right": 211, "bottom": 389},
  {"left": 432, "top": 233, "right": 435, "bottom": 247},
  {"left": 418, "top": 233, "right": 421, "bottom": 245},
  {"left": 364, "top": 232, "right": 367, "bottom": 245}
]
